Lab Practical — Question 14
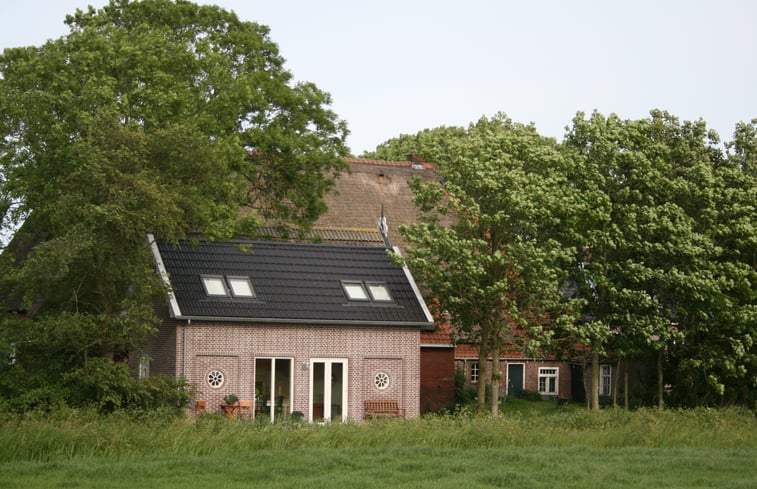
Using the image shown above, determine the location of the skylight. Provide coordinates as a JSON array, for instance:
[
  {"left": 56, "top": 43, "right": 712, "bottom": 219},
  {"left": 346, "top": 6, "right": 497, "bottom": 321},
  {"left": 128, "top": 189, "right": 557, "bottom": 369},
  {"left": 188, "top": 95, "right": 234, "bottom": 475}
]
[
  {"left": 202, "top": 276, "right": 228, "bottom": 296},
  {"left": 342, "top": 281, "right": 393, "bottom": 303},
  {"left": 342, "top": 282, "right": 369, "bottom": 301},
  {"left": 227, "top": 276, "right": 255, "bottom": 298},
  {"left": 367, "top": 283, "right": 392, "bottom": 302},
  {"left": 201, "top": 275, "right": 256, "bottom": 298}
]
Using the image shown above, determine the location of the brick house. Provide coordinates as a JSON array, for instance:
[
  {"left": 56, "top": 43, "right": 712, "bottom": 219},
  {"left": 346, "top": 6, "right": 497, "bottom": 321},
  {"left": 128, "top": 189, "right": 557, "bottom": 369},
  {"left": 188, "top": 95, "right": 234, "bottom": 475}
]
[{"left": 144, "top": 236, "right": 433, "bottom": 421}]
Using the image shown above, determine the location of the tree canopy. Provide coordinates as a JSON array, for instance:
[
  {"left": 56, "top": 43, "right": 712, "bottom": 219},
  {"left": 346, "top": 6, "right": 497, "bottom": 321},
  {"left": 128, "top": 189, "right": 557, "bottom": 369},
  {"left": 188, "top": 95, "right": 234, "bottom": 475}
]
[
  {"left": 0, "top": 0, "right": 348, "bottom": 410},
  {"left": 395, "top": 114, "right": 580, "bottom": 413},
  {"left": 380, "top": 111, "right": 755, "bottom": 409}
]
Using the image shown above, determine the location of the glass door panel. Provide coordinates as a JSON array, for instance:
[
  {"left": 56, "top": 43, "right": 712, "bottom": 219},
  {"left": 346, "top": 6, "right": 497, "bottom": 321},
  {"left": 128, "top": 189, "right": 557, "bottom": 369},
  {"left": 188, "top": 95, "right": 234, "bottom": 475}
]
[
  {"left": 254, "top": 358, "right": 292, "bottom": 422},
  {"left": 310, "top": 359, "right": 347, "bottom": 422}
]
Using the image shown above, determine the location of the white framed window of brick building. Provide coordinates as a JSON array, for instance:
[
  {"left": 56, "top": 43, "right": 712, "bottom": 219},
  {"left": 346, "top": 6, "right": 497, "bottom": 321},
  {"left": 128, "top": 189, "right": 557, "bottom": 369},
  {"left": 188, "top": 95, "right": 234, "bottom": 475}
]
[
  {"left": 538, "top": 367, "right": 559, "bottom": 395},
  {"left": 206, "top": 369, "right": 225, "bottom": 389},
  {"left": 138, "top": 355, "right": 151, "bottom": 379},
  {"left": 599, "top": 364, "right": 612, "bottom": 396},
  {"left": 470, "top": 362, "right": 479, "bottom": 383}
]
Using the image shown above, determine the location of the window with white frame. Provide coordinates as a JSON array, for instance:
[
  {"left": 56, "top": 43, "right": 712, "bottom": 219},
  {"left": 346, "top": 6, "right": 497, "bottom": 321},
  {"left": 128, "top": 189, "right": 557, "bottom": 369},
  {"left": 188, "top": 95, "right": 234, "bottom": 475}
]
[
  {"left": 201, "top": 276, "right": 228, "bottom": 296},
  {"left": 138, "top": 355, "right": 150, "bottom": 379},
  {"left": 366, "top": 283, "right": 392, "bottom": 302},
  {"left": 470, "top": 362, "right": 479, "bottom": 383},
  {"left": 201, "top": 275, "right": 256, "bottom": 298},
  {"left": 341, "top": 281, "right": 393, "bottom": 303},
  {"left": 227, "top": 276, "right": 255, "bottom": 298},
  {"left": 538, "top": 367, "right": 559, "bottom": 395},
  {"left": 599, "top": 364, "right": 612, "bottom": 396}
]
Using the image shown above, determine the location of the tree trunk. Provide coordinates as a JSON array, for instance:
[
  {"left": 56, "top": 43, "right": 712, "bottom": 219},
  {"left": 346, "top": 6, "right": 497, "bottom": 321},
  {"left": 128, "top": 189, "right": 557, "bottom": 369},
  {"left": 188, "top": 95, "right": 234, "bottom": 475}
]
[
  {"left": 612, "top": 357, "right": 621, "bottom": 407},
  {"left": 591, "top": 352, "right": 600, "bottom": 411},
  {"left": 657, "top": 348, "right": 664, "bottom": 410},
  {"left": 476, "top": 346, "right": 488, "bottom": 408},
  {"left": 624, "top": 359, "right": 629, "bottom": 409},
  {"left": 490, "top": 341, "right": 501, "bottom": 416},
  {"left": 476, "top": 327, "right": 491, "bottom": 408}
]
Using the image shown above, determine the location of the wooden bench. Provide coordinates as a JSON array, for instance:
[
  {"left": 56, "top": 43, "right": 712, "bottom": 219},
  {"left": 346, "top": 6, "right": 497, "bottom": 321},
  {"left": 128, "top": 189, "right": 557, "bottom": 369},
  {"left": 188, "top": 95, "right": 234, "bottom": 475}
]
[{"left": 364, "top": 399, "right": 405, "bottom": 419}]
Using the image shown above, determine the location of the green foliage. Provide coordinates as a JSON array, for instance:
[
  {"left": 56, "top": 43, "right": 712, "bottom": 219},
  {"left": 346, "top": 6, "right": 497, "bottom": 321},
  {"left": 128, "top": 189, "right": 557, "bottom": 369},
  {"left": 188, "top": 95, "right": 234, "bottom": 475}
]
[
  {"left": 360, "top": 125, "right": 467, "bottom": 162},
  {"left": 563, "top": 110, "right": 756, "bottom": 407},
  {"left": 454, "top": 367, "right": 475, "bottom": 405},
  {"left": 0, "top": 0, "right": 347, "bottom": 407},
  {"left": 0, "top": 353, "right": 192, "bottom": 415},
  {"left": 63, "top": 358, "right": 192, "bottom": 414},
  {"left": 0, "top": 405, "right": 754, "bottom": 463},
  {"left": 374, "top": 109, "right": 754, "bottom": 409},
  {"left": 396, "top": 113, "right": 581, "bottom": 412}
]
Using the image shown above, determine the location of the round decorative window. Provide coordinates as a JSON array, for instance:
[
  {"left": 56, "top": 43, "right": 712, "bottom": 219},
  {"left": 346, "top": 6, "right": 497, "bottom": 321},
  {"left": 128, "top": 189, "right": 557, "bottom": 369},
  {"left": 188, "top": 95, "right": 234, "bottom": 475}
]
[
  {"left": 206, "top": 369, "right": 225, "bottom": 389},
  {"left": 373, "top": 371, "right": 390, "bottom": 390}
]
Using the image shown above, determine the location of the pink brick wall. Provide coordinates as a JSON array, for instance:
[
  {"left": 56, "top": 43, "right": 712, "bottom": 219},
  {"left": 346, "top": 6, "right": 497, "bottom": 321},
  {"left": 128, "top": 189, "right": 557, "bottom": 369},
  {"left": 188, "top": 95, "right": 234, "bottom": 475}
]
[{"left": 161, "top": 320, "right": 420, "bottom": 420}]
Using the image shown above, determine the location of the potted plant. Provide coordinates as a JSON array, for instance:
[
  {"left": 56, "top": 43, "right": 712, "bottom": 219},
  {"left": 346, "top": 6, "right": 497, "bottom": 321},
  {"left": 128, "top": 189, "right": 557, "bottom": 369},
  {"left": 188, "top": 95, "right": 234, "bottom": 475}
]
[{"left": 224, "top": 393, "right": 239, "bottom": 406}]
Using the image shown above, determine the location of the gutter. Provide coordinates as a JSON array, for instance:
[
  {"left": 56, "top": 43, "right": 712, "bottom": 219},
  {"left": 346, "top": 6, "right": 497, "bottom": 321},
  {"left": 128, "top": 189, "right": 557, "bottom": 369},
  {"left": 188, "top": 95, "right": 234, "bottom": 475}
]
[{"left": 171, "top": 315, "right": 433, "bottom": 328}]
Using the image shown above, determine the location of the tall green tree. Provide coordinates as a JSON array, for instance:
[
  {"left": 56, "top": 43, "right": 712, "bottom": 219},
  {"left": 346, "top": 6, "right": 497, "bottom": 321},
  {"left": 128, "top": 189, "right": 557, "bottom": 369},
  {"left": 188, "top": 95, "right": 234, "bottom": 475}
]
[
  {"left": 562, "top": 110, "right": 755, "bottom": 408},
  {"left": 0, "top": 0, "right": 347, "bottom": 396},
  {"left": 396, "top": 114, "right": 579, "bottom": 414},
  {"left": 360, "top": 125, "right": 466, "bottom": 163},
  {"left": 669, "top": 120, "right": 756, "bottom": 407}
]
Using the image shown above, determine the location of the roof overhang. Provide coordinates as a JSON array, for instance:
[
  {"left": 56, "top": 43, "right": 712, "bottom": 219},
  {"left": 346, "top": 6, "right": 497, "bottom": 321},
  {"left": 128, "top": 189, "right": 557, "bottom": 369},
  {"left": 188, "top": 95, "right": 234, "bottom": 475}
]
[{"left": 172, "top": 315, "right": 433, "bottom": 328}]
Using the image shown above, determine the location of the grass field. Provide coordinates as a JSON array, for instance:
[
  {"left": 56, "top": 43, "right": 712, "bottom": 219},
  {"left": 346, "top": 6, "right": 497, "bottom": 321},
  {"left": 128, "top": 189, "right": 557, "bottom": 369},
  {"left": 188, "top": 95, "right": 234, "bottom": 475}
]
[{"left": 1, "top": 400, "right": 755, "bottom": 488}]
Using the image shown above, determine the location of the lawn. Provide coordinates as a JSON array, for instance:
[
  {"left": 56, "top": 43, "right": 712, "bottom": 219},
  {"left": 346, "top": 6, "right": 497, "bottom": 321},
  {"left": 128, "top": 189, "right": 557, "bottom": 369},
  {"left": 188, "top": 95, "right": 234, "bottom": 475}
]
[{"left": 1, "top": 401, "right": 755, "bottom": 488}]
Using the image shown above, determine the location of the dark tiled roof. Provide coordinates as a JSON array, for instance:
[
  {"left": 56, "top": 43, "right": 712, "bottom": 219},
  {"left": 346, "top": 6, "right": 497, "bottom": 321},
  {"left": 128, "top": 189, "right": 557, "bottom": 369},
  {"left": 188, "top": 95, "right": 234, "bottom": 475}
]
[{"left": 154, "top": 239, "right": 432, "bottom": 327}]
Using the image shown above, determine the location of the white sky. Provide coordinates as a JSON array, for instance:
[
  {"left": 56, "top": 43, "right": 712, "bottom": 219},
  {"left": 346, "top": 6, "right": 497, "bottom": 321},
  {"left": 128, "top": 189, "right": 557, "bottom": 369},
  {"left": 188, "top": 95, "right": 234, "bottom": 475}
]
[{"left": 1, "top": 0, "right": 756, "bottom": 156}]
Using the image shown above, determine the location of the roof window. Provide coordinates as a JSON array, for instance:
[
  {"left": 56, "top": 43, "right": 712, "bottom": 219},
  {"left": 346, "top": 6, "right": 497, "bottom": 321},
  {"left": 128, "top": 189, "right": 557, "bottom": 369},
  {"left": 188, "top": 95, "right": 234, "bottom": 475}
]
[
  {"left": 201, "top": 275, "right": 256, "bottom": 298},
  {"left": 366, "top": 283, "right": 392, "bottom": 302},
  {"left": 202, "top": 276, "right": 228, "bottom": 296},
  {"left": 342, "top": 281, "right": 393, "bottom": 303},
  {"left": 227, "top": 276, "right": 255, "bottom": 298},
  {"left": 342, "top": 281, "right": 370, "bottom": 301}
]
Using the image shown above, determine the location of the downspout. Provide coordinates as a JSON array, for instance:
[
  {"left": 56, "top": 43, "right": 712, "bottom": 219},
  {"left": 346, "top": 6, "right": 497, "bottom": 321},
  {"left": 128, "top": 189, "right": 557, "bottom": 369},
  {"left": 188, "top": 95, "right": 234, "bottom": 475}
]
[{"left": 182, "top": 319, "right": 190, "bottom": 379}]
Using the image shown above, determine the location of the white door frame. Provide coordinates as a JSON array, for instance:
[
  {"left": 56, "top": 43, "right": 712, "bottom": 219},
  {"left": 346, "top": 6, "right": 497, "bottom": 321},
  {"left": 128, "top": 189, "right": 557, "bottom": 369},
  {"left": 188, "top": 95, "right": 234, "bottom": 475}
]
[{"left": 308, "top": 358, "right": 348, "bottom": 422}]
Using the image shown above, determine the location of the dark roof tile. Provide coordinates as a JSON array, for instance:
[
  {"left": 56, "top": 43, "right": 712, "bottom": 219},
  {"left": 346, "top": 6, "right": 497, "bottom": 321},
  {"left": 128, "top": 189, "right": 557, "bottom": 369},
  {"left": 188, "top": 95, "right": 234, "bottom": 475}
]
[{"left": 155, "top": 239, "right": 432, "bottom": 327}]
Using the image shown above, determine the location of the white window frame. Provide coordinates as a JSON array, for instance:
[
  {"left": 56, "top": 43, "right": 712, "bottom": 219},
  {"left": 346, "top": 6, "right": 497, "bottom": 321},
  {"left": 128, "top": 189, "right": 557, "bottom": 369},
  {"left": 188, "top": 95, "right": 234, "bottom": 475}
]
[
  {"left": 201, "top": 275, "right": 228, "bottom": 296},
  {"left": 366, "top": 283, "right": 392, "bottom": 302},
  {"left": 138, "top": 355, "right": 151, "bottom": 379},
  {"left": 538, "top": 367, "right": 559, "bottom": 395},
  {"left": 201, "top": 275, "right": 256, "bottom": 298},
  {"left": 470, "top": 362, "right": 479, "bottom": 383},
  {"left": 599, "top": 364, "right": 612, "bottom": 396},
  {"left": 227, "top": 276, "right": 255, "bottom": 298},
  {"left": 342, "top": 281, "right": 394, "bottom": 303},
  {"left": 308, "top": 358, "right": 349, "bottom": 423},
  {"left": 342, "top": 281, "right": 370, "bottom": 301}
]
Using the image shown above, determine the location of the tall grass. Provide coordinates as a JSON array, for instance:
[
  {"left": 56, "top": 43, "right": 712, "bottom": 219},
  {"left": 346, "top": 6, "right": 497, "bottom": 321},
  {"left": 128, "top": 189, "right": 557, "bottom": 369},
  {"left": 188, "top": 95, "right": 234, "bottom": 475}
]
[{"left": 1, "top": 402, "right": 754, "bottom": 463}]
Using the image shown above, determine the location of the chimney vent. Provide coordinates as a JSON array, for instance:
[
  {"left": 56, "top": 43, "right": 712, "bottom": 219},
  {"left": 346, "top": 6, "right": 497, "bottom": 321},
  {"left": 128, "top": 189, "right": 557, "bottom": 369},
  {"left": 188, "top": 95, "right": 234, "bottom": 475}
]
[{"left": 407, "top": 153, "right": 425, "bottom": 170}]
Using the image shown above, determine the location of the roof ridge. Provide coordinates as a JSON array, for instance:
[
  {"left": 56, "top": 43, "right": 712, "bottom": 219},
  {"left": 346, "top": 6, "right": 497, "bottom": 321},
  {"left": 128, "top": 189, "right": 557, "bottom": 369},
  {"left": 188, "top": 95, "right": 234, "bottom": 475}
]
[{"left": 343, "top": 157, "right": 435, "bottom": 170}]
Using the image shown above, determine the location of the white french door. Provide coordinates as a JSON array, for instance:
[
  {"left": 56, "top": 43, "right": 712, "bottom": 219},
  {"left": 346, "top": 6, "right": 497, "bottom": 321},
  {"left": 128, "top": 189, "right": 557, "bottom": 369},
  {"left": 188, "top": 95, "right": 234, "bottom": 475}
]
[{"left": 309, "top": 359, "right": 348, "bottom": 422}]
